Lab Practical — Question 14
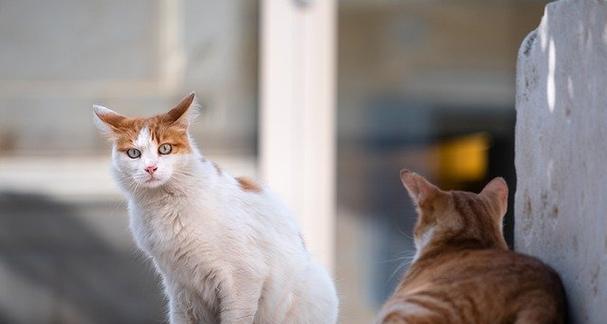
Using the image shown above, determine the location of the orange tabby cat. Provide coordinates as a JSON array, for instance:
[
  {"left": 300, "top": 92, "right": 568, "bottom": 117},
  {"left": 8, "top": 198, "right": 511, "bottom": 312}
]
[{"left": 377, "top": 170, "right": 566, "bottom": 324}]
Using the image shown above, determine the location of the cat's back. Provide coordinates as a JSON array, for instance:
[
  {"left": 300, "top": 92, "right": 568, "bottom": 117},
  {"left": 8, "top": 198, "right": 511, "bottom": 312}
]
[
  {"left": 383, "top": 249, "right": 566, "bottom": 324},
  {"left": 407, "top": 248, "right": 563, "bottom": 293}
]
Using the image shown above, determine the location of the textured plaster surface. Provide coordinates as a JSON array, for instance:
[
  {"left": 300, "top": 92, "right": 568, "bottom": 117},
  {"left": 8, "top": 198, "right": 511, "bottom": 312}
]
[{"left": 515, "top": 1, "right": 607, "bottom": 322}]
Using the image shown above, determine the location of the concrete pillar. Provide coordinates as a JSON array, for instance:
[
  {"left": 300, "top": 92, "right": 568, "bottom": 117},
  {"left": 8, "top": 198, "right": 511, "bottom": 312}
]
[{"left": 515, "top": 1, "right": 607, "bottom": 322}]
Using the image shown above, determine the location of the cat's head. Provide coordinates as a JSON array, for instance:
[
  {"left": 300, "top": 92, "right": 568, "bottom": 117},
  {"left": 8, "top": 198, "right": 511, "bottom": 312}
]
[
  {"left": 400, "top": 169, "right": 509, "bottom": 258},
  {"left": 93, "top": 93, "right": 200, "bottom": 190}
]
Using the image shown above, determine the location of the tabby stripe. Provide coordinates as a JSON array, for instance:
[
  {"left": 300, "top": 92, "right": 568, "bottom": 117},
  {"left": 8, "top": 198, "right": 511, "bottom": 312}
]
[
  {"left": 414, "top": 292, "right": 464, "bottom": 322},
  {"left": 406, "top": 296, "right": 454, "bottom": 321}
]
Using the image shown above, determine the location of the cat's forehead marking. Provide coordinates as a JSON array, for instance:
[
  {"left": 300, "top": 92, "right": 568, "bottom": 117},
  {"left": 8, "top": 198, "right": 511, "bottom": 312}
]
[{"left": 135, "top": 126, "right": 153, "bottom": 147}]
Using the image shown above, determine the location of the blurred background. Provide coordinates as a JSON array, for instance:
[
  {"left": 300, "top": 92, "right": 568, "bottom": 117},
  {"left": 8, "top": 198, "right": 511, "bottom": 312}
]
[{"left": 0, "top": 1, "right": 546, "bottom": 323}]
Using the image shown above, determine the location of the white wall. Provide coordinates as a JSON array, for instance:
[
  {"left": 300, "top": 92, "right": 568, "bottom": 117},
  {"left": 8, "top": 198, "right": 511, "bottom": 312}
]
[{"left": 515, "top": 1, "right": 607, "bottom": 322}]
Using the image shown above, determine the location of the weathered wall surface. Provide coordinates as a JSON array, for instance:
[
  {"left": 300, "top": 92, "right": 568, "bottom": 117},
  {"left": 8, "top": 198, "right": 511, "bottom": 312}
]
[{"left": 515, "top": 1, "right": 607, "bottom": 322}]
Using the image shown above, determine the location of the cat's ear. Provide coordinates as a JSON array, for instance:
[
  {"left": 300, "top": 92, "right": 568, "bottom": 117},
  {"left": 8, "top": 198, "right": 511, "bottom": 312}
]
[
  {"left": 163, "top": 92, "right": 200, "bottom": 127},
  {"left": 480, "top": 177, "right": 509, "bottom": 217},
  {"left": 93, "top": 105, "right": 127, "bottom": 137},
  {"left": 400, "top": 169, "right": 439, "bottom": 207}
]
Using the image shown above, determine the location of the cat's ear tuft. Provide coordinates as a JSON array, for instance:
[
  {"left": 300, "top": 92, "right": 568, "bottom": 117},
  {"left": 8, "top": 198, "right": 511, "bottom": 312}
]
[
  {"left": 164, "top": 92, "right": 201, "bottom": 127},
  {"left": 480, "top": 177, "right": 508, "bottom": 216},
  {"left": 93, "top": 105, "right": 126, "bottom": 137},
  {"left": 400, "top": 169, "right": 439, "bottom": 207}
]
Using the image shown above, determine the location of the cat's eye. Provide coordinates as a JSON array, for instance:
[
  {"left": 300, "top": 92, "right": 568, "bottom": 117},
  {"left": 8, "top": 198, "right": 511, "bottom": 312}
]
[
  {"left": 126, "top": 148, "right": 141, "bottom": 159},
  {"left": 158, "top": 143, "right": 172, "bottom": 155}
]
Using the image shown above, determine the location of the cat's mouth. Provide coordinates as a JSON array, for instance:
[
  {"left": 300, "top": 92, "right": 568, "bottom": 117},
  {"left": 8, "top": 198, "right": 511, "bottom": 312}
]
[
  {"left": 145, "top": 176, "right": 156, "bottom": 182},
  {"left": 142, "top": 176, "right": 165, "bottom": 188},
  {"left": 143, "top": 174, "right": 161, "bottom": 183}
]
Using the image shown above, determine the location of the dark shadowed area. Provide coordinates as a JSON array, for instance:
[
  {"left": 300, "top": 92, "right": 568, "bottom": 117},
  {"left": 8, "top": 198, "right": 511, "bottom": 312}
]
[{"left": 0, "top": 193, "right": 165, "bottom": 324}]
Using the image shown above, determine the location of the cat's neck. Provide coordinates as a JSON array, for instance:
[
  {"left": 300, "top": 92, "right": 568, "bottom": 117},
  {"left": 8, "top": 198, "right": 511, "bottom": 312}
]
[
  {"left": 408, "top": 237, "right": 508, "bottom": 279},
  {"left": 419, "top": 236, "right": 504, "bottom": 258}
]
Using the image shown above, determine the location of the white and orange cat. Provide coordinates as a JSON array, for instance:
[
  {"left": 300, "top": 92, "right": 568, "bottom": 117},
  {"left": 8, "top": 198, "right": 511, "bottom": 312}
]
[
  {"left": 93, "top": 93, "right": 338, "bottom": 324},
  {"left": 377, "top": 170, "right": 566, "bottom": 324}
]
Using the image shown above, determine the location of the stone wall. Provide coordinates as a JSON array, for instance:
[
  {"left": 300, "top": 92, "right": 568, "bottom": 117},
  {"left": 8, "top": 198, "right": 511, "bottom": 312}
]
[{"left": 515, "top": 1, "right": 607, "bottom": 322}]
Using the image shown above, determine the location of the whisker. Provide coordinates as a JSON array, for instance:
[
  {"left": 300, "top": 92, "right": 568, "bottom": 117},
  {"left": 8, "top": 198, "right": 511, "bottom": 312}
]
[
  {"left": 387, "top": 257, "right": 414, "bottom": 283},
  {"left": 397, "top": 227, "right": 414, "bottom": 241}
]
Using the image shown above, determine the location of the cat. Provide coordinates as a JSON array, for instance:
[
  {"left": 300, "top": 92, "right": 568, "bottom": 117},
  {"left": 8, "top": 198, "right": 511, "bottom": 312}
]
[
  {"left": 377, "top": 170, "right": 566, "bottom": 324},
  {"left": 93, "top": 93, "right": 338, "bottom": 324}
]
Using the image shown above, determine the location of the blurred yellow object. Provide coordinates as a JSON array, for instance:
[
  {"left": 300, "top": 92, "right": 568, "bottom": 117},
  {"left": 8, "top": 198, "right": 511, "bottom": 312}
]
[{"left": 437, "top": 133, "right": 490, "bottom": 184}]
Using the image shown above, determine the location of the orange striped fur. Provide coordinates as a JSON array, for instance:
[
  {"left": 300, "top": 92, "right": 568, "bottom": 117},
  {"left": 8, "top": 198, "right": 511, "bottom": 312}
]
[{"left": 377, "top": 170, "right": 566, "bottom": 324}]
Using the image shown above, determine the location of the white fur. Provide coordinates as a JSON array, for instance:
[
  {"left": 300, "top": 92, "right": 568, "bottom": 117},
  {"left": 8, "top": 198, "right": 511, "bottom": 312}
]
[
  {"left": 104, "top": 122, "right": 338, "bottom": 323},
  {"left": 413, "top": 227, "right": 435, "bottom": 262}
]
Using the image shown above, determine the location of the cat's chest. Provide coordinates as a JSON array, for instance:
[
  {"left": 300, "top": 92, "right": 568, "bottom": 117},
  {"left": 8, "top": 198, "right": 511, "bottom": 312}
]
[{"left": 128, "top": 199, "right": 214, "bottom": 256}]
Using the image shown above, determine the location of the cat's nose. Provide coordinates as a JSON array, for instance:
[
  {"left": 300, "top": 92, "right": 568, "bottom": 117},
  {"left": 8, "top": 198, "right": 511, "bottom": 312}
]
[{"left": 145, "top": 165, "right": 158, "bottom": 175}]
